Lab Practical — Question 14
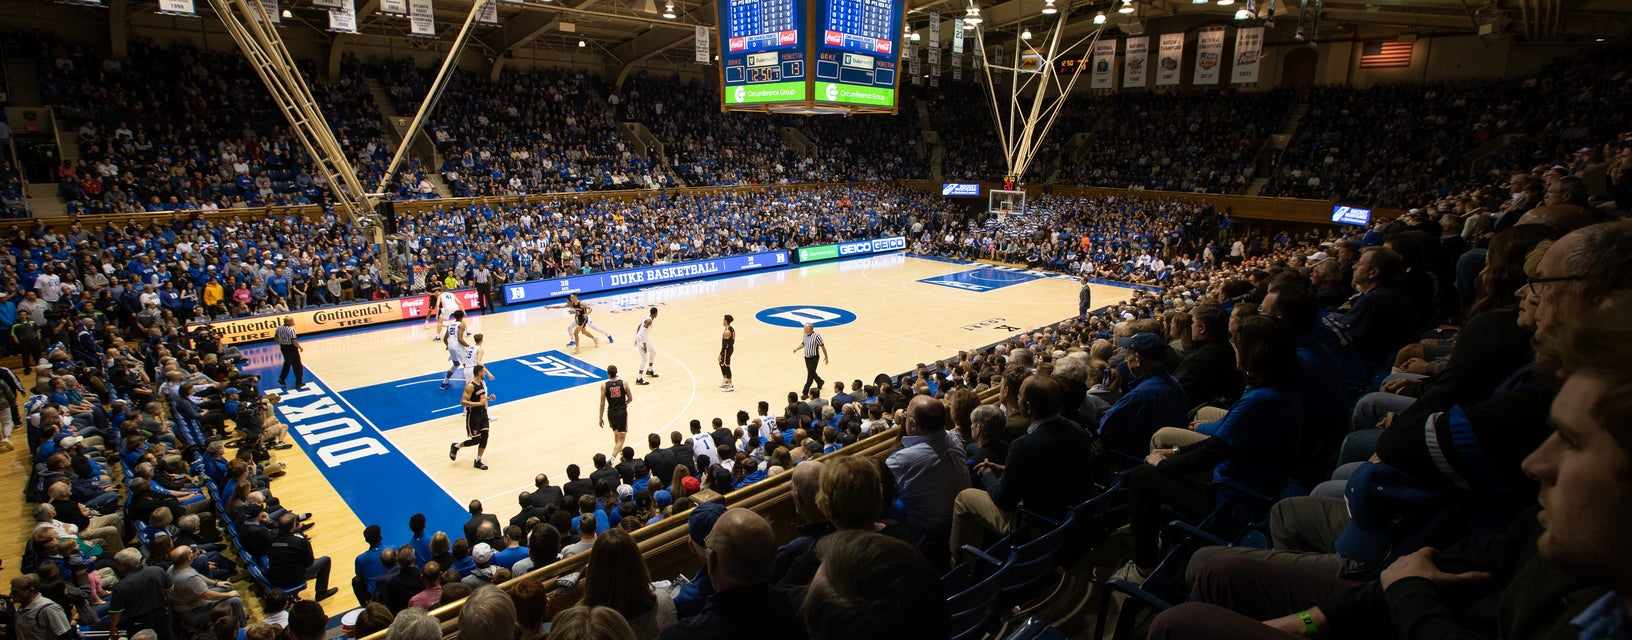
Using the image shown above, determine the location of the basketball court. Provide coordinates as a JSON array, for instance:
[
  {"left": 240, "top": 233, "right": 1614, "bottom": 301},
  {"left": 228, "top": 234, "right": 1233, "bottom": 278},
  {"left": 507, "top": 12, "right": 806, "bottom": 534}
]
[{"left": 232, "top": 252, "right": 1136, "bottom": 606}]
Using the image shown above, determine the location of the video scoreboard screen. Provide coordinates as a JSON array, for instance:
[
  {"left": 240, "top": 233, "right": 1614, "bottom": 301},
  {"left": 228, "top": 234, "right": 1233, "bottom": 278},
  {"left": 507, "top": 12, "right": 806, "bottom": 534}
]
[
  {"left": 721, "top": 0, "right": 810, "bottom": 105},
  {"left": 718, "top": 0, "right": 901, "bottom": 112},
  {"left": 813, "top": 0, "right": 900, "bottom": 108}
]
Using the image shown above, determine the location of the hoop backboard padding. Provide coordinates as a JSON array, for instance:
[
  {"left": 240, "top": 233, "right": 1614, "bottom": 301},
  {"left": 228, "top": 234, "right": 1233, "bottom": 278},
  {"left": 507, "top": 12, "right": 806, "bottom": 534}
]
[{"left": 990, "top": 189, "right": 1027, "bottom": 216}]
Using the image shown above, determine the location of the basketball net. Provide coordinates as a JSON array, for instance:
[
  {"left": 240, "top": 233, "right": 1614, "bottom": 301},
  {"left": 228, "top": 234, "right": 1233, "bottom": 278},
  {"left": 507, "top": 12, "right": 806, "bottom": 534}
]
[{"left": 971, "top": 12, "right": 1105, "bottom": 185}]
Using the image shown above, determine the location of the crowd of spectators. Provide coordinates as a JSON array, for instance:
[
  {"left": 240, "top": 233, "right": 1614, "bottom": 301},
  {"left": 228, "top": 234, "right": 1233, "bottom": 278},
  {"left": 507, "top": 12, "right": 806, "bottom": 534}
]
[
  {"left": 377, "top": 61, "right": 674, "bottom": 196},
  {"left": 614, "top": 73, "right": 804, "bottom": 186},
  {"left": 1062, "top": 89, "right": 1293, "bottom": 194},
  {"left": 34, "top": 37, "right": 408, "bottom": 215}
]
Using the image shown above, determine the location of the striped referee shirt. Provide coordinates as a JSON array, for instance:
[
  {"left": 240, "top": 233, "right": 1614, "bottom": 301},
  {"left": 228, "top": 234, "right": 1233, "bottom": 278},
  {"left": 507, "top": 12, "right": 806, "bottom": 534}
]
[
  {"left": 801, "top": 332, "right": 824, "bottom": 357},
  {"left": 275, "top": 325, "right": 296, "bottom": 346}
]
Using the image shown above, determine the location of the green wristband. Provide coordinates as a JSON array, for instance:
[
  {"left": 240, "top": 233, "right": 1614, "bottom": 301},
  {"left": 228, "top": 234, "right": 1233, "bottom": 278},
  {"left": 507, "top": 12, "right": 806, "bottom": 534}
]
[{"left": 1298, "top": 610, "right": 1321, "bottom": 639}]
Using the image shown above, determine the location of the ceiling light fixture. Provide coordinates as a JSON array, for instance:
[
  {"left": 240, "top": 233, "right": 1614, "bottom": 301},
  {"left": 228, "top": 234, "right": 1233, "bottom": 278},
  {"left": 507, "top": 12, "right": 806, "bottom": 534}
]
[
  {"left": 911, "top": 31, "right": 921, "bottom": 40},
  {"left": 578, "top": 39, "right": 587, "bottom": 47},
  {"left": 1216, "top": 0, "right": 1234, "bottom": 5},
  {"left": 963, "top": 3, "right": 983, "bottom": 26},
  {"left": 662, "top": 1, "right": 675, "bottom": 18},
  {"left": 1118, "top": 0, "right": 1134, "bottom": 13},
  {"left": 1234, "top": 7, "right": 1249, "bottom": 18},
  {"left": 1021, "top": 28, "right": 1032, "bottom": 39},
  {"left": 280, "top": 8, "right": 292, "bottom": 16},
  {"left": 1093, "top": 10, "right": 1105, "bottom": 23},
  {"left": 1041, "top": 0, "right": 1056, "bottom": 14}
]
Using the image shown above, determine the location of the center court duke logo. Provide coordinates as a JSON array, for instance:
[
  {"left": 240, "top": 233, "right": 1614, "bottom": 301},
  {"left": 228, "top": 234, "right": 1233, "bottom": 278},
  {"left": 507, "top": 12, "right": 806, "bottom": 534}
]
[{"left": 756, "top": 306, "right": 857, "bottom": 328}]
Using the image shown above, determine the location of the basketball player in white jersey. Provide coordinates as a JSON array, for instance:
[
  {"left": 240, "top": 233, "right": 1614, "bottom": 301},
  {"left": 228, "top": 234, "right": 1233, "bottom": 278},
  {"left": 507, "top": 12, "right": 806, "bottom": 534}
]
[
  {"left": 433, "top": 288, "right": 461, "bottom": 342},
  {"left": 439, "top": 309, "right": 471, "bottom": 390},
  {"left": 634, "top": 307, "right": 659, "bottom": 385}
]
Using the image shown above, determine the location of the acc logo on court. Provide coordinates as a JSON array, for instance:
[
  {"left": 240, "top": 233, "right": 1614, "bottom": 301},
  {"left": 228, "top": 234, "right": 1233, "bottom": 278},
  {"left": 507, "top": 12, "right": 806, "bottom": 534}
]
[{"left": 756, "top": 306, "right": 857, "bottom": 328}]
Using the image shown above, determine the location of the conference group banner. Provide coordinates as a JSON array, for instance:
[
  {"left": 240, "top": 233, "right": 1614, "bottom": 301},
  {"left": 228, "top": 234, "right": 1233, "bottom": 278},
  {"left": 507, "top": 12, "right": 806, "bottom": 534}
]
[
  {"left": 1089, "top": 39, "right": 1117, "bottom": 90},
  {"left": 1232, "top": 26, "right": 1264, "bottom": 84},
  {"left": 327, "top": 0, "right": 358, "bottom": 33},
  {"left": 477, "top": 0, "right": 498, "bottom": 25},
  {"left": 504, "top": 251, "right": 790, "bottom": 305},
  {"left": 1194, "top": 26, "right": 1225, "bottom": 85},
  {"left": 1155, "top": 33, "right": 1183, "bottom": 86},
  {"left": 1123, "top": 36, "right": 1148, "bottom": 89},
  {"left": 695, "top": 24, "right": 709, "bottom": 63},
  {"left": 195, "top": 289, "right": 483, "bottom": 345},
  {"left": 408, "top": 0, "right": 435, "bottom": 36},
  {"left": 157, "top": 0, "right": 197, "bottom": 15},
  {"left": 380, "top": 0, "right": 407, "bottom": 14}
]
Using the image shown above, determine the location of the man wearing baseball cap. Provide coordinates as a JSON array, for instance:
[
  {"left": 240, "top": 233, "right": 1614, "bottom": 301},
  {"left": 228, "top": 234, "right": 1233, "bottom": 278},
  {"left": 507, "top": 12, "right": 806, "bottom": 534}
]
[
  {"left": 672, "top": 502, "right": 726, "bottom": 618},
  {"left": 1099, "top": 332, "right": 1191, "bottom": 456}
]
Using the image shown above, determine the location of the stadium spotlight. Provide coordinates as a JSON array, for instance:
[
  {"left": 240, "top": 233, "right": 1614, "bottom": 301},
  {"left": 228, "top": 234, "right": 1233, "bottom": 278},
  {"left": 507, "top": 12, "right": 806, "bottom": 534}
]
[
  {"left": 1234, "top": 7, "right": 1249, "bottom": 18},
  {"left": 1021, "top": 28, "right": 1031, "bottom": 39},
  {"left": 1041, "top": 0, "right": 1056, "bottom": 15},
  {"left": 1118, "top": 0, "right": 1134, "bottom": 13},
  {"left": 1093, "top": 10, "right": 1106, "bottom": 23},
  {"left": 963, "top": 3, "right": 983, "bottom": 25},
  {"left": 662, "top": 1, "right": 676, "bottom": 18}
]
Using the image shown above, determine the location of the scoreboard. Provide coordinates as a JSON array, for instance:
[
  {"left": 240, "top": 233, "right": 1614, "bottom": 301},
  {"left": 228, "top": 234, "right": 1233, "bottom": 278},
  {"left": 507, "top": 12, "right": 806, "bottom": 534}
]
[{"left": 719, "top": 0, "right": 902, "bottom": 114}]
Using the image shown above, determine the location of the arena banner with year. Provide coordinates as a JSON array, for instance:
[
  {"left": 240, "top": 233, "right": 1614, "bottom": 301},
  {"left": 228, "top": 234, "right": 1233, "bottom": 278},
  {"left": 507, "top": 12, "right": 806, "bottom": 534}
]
[
  {"left": 795, "top": 236, "right": 908, "bottom": 263},
  {"left": 193, "top": 289, "right": 482, "bottom": 345},
  {"left": 504, "top": 251, "right": 790, "bottom": 304}
]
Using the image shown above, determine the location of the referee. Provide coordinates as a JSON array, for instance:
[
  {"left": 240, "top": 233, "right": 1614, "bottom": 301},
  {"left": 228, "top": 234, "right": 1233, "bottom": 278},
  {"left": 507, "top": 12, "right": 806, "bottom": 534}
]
[
  {"left": 793, "top": 323, "right": 828, "bottom": 396},
  {"left": 276, "top": 317, "right": 305, "bottom": 389}
]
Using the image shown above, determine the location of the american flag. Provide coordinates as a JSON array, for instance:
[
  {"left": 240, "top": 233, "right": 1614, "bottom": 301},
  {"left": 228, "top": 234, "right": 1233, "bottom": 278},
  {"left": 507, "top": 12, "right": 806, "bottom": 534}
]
[{"left": 1359, "top": 41, "right": 1413, "bottom": 68}]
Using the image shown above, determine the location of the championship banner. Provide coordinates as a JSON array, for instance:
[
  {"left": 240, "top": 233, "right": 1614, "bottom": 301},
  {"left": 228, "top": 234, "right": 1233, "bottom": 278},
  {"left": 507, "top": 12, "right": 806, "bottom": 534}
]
[
  {"left": 157, "top": 0, "right": 196, "bottom": 16},
  {"left": 695, "top": 24, "right": 709, "bottom": 63},
  {"left": 952, "top": 18, "right": 964, "bottom": 55},
  {"left": 928, "top": 47, "right": 940, "bottom": 65},
  {"left": 1232, "top": 26, "right": 1264, "bottom": 84},
  {"left": 953, "top": 61, "right": 962, "bottom": 79},
  {"left": 929, "top": 69, "right": 939, "bottom": 87},
  {"left": 194, "top": 289, "right": 483, "bottom": 345},
  {"left": 1089, "top": 39, "right": 1116, "bottom": 89},
  {"left": 1123, "top": 36, "right": 1148, "bottom": 88},
  {"left": 1193, "top": 26, "right": 1225, "bottom": 85},
  {"left": 1155, "top": 32, "right": 1183, "bottom": 86},
  {"left": 380, "top": 0, "right": 407, "bottom": 14},
  {"left": 258, "top": 0, "right": 280, "bottom": 23},
  {"left": 928, "top": 11, "right": 940, "bottom": 43},
  {"left": 476, "top": 0, "right": 497, "bottom": 25},
  {"left": 408, "top": 0, "right": 434, "bottom": 36},
  {"left": 312, "top": 0, "right": 341, "bottom": 9},
  {"left": 327, "top": 0, "right": 357, "bottom": 33}
]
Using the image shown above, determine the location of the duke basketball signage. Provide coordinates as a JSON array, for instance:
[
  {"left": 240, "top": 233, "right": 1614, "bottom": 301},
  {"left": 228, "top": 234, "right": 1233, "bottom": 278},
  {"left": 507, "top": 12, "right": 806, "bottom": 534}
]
[{"left": 756, "top": 306, "right": 858, "bottom": 328}]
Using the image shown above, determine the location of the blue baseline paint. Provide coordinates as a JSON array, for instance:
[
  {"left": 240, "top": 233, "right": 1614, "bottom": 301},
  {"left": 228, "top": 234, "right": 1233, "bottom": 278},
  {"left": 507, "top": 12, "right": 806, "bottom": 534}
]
[
  {"left": 918, "top": 266, "right": 1046, "bottom": 292},
  {"left": 339, "top": 350, "right": 606, "bottom": 432},
  {"left": 755, "top": 305, "right": 859, "bottom": 328},
  {"left": 237, "top": 344, "right": 469, "bottom": 544}
]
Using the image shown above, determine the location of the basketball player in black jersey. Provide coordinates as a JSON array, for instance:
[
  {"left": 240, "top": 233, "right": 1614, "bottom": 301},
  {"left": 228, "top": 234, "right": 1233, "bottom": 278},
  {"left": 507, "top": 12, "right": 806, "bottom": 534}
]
[
  {"left": 450, "top": 364, "right": 494, "bottom": 470},
  {"left": 598, "top": 365, "right": 633, "bottom": 457},
  {"left": 719, "top": 314, "right": 736, "bottom": 392}
]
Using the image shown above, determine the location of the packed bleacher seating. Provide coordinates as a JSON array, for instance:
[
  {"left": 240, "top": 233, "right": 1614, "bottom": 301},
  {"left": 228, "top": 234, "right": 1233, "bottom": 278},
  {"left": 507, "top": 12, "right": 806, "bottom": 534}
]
[
  {"left": 1062, "top": 89, "right": 1294, "bottom": 194},
  {"left": 15, "top": 30, "right": 1632, "bottom": 640},
  {"left": 778, "top": 108, "right": 929, "bottom": 181},
  {"left": 614, "top": 73, "right": 804, "bottom": 186},
  {"left": 376, "top": 61, "right": 674, "bottom": 195}
]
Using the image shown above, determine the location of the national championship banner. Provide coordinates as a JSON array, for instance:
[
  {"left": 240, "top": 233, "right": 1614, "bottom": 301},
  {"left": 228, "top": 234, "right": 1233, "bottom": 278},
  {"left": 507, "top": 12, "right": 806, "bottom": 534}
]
[
  {"left": 194, "top": 289, "right": 483, "bottom": 345},
  {"left": 380, "top": 0, "right": 407, "bottom": 14},
  {"left": 695, "top": 24, "right": 709, "bottom": 63},
  {"left": 476, "top": 0, "right": 497, "bottom": 24},
  {"left": 1155, "top": 33, "right": 1183, "bottom": 86},
  {"left": 1193, "top": 26, "right": 1225, "bottom": 85},
  {"left": 1123, "top": 36, "right": 1148, "bottom": 88},
  {"left": 1089, "top": 39, "right": 1116, "bottom": 89},
  {"left": 408, "top": 0, "right": 434, "bottom": 36},
  {"left": 1232, "top": 26, "right": 1264, "bottom": 84},
  {"left": 157, "top": 0, "right": 196, "bottom": 16},
  {"left": 952, "top": 18, "right": 964, "bottom": 56},
  {"left": 258, "top": 0, "right": 280, "bottom": 23},
  {"left": 327, "top": 0, "right": 357, "bottom": 33}
]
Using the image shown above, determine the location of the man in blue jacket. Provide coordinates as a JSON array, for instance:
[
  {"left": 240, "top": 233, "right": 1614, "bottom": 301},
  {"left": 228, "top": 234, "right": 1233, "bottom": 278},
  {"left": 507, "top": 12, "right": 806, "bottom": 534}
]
[{"left": 1100, "top": 333, "right": 1191, "bottom": 457}]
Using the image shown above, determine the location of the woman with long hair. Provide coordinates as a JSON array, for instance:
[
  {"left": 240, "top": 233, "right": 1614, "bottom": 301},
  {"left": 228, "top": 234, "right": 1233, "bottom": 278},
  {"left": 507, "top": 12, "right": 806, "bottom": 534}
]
[
  {"left": 1114, "top": 314, "right": 1303, "bottom": 583},
  {"left": 578, "top": 529, "right": 675, "bottom": 639}
]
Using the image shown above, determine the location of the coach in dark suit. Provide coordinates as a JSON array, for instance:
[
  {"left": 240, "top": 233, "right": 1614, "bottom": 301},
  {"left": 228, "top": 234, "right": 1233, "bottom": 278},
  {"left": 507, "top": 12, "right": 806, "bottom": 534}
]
[
  {"left": 528, "top": 474, "right": 564, "bottom": 510},
  {"left": 645, "top": 434, "right": 677, "bottom": 484},
  {"left": 462, "top": 500, "right": 500, "bottom": 544},
  {"left": 562, "top": 465, "right": 593, "bottom": 502}
]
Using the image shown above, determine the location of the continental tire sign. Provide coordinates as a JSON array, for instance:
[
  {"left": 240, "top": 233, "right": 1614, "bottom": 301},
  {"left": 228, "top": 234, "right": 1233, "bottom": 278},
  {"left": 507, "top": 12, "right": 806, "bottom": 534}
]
[{"left": 190, "top": 289, "right": 482, "bottom": 345}]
